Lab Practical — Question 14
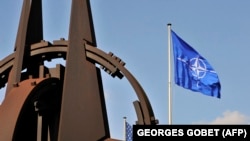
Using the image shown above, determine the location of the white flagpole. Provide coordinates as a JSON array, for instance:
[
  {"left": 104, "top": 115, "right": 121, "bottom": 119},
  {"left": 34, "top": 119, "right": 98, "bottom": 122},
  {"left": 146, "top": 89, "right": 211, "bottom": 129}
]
[
  {"left": 167, "top": 23, "right": 172, "bottom": 125},
  {"left": 123, "top": 117, "right": 127, "bottom": 141}
]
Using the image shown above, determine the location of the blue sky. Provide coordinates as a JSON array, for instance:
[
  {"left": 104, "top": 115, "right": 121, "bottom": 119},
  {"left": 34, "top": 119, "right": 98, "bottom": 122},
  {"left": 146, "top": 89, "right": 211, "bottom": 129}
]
[{"left": 1, "top": 0, "right": 250, "bottom": 140}]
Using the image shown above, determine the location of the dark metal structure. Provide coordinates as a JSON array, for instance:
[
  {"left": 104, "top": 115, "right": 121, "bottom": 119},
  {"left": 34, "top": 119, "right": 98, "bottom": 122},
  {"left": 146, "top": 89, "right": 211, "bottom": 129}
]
[{"left": 0, "top": 0, "right": 158, "bottom": 140}]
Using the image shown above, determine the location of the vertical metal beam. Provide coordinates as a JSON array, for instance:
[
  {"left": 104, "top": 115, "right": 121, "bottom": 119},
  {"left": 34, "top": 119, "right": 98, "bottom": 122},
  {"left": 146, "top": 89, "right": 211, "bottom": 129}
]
[
  {"left": 37, "top": 115, "right": 42, "bottom": 141},
  {"left": 6, "top": 0, "right": 43, "bottom": 93},
  {"left": 58, "top": 0, "right": 109, "bottom": 140}
]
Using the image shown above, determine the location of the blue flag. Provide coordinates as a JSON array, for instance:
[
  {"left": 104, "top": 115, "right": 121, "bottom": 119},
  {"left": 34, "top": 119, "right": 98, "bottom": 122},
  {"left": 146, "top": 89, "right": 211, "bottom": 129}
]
[
  {"left": 171, "top": 30, "right": 221, "bottom": 98},
  {"left": 126, "top": 121, "right": 133, "bottom": 141}
]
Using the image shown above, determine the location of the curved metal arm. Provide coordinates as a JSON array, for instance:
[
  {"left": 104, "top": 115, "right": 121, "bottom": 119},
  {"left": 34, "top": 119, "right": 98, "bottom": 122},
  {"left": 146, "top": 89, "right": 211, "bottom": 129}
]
[{"left": 0, "top": 40, "right": 158, "bottom": 125}]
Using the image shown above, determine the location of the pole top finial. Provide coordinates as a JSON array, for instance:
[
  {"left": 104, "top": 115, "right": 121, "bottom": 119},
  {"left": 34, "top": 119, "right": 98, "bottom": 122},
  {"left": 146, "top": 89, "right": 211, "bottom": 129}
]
[{"left": 167, "top": 23, "right": 172, "bottom": 26}]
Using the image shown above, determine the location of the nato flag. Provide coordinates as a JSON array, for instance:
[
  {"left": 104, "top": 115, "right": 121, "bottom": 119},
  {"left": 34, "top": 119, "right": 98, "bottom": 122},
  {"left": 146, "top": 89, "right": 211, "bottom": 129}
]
[
  {"left": 171, "top": 30, "right": 221, "bottom": 98},
  {"left": 126, "top": 121, "right": 133, "bottom": 141}
]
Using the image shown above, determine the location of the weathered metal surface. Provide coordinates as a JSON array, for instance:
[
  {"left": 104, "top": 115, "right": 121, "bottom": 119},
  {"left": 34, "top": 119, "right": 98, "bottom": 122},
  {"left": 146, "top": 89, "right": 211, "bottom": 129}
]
[
  {"left": 57, "top": 0, "right": 109, "bottom": 140},
  {"left": 0, "top": 78, "right": 45, "bottom": 141},
  {"left": 0, "top": 0, "right": 158, "bottom": 140},
  {"left": 1, "top": 40, "right": 158, "bottom": 123},
  {"left": 7, "top": 0, "right": 43, "bottom": 94}
]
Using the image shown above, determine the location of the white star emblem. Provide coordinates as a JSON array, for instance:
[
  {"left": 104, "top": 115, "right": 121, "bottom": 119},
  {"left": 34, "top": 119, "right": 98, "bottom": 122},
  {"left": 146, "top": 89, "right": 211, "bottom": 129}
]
[
  {"left": 177, "top": 56, "right": 217, "bottom": 87},
  {"left": 189, "top": 57, "right": 207, "bottom": 79}
]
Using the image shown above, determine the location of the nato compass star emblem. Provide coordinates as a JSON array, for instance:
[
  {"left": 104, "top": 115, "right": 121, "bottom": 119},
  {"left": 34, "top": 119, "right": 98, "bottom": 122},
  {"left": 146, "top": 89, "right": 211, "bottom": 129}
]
[
  {"left": 177, "top": 56, "right": 216, "bottom": 87},
  {"left": 189, "top": 57, "right": 207, "bottom": 79}
]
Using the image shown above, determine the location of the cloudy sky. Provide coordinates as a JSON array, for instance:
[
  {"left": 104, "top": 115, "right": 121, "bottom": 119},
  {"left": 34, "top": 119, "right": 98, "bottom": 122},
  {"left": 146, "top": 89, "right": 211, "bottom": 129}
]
[{"left": 1, "top": 0, "right": 250, "bottom": 140}]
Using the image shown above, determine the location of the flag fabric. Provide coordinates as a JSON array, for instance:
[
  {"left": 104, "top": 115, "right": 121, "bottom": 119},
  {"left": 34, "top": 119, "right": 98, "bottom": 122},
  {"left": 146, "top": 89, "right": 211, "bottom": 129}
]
[
  {"left": 171, "top": 30, "right": 221, "bottom": 98},
  {"left": 125, "top": 121, "right": 133, "bottom": 141}
]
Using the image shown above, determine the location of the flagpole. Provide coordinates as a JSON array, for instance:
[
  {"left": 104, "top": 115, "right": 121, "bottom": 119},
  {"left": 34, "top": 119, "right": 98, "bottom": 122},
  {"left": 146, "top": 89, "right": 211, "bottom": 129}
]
[
  {"left": 167, "top": 23, "right": 172, "bottom": 125},
  {"left": 123, "top": 117, "right": 127, "bottom": 141}
]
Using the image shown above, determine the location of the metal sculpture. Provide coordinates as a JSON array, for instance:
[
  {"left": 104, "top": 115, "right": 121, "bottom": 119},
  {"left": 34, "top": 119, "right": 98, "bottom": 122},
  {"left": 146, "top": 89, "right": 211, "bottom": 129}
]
[{"left": 0, "top": 0, "right": 158, "bottom": 140}]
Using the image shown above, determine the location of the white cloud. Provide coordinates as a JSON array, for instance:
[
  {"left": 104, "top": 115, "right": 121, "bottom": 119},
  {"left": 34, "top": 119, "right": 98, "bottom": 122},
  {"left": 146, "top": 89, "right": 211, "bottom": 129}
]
[{"left": 194, "top": 110, "right": 250, "bottom": 124}]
